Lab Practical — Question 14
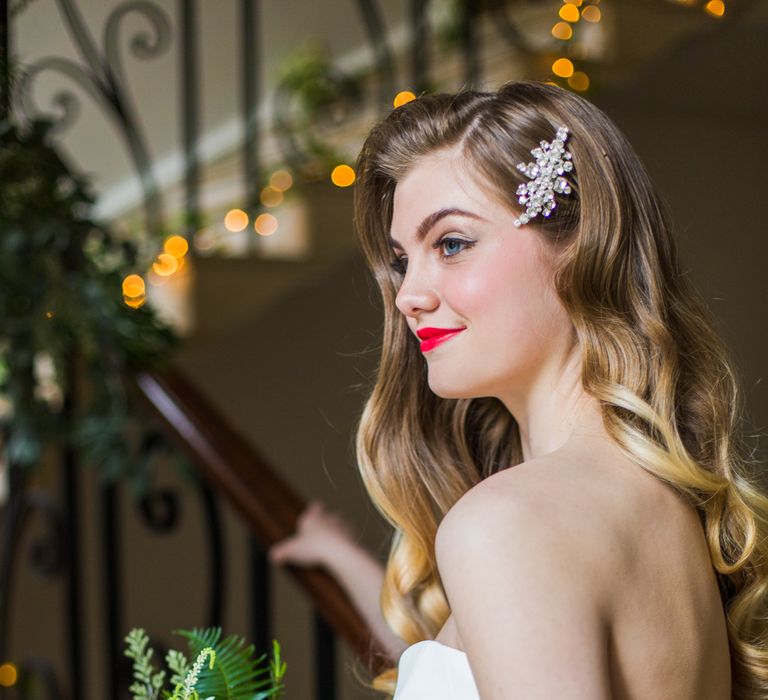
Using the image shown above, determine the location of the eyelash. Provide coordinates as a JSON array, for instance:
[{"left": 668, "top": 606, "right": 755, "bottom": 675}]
[{"left": 389, "top": 236, "right": 474, "bottom": 275}]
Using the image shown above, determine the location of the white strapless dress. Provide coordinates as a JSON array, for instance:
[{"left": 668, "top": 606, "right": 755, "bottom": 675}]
[{"left": 392, "top": 640, "right": 480, "bottom": 699}]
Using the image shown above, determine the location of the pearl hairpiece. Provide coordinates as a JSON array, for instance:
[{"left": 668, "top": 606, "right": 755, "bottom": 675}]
[{"left": 512, "top": 125, "right": 574, "bottom": 228}]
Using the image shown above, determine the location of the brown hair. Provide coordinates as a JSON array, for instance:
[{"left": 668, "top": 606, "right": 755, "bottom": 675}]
[{"left": 353, "top": 80, "right": 768, "bottom": 697}]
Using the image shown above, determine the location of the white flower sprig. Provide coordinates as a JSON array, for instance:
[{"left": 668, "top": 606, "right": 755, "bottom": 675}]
[{"left": 172, "top": 647, "right": 216, "bottom": 700}]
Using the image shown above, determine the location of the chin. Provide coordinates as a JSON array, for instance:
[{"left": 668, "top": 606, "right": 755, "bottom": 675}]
[
  {"left": 426, "top": 364, "right": 503, "bottom": 400},
  {"left": 426, "top": 376, "right": 480, "bottom": 400}
]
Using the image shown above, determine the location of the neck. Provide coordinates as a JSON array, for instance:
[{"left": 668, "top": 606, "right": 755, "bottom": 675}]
[{"left": 499, "top": 343, "right": 607, "bottom": 463}]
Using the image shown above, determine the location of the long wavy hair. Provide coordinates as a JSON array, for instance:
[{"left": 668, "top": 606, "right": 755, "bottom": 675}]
[{"left": 352, "top": 80, "right": 768, "bottom": 698}]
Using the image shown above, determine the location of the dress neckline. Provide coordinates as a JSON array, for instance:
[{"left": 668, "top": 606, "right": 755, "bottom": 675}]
[{"left": 401, "top": 639, "right": 468, "bottom": 660}]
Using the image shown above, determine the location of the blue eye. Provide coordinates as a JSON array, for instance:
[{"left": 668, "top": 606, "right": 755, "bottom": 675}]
[
  {"left": 388, "top": 236, "right": 474, "bottom": 275},
  {"left": 437, "top": 236, "right": 474, "bottom": 259}
]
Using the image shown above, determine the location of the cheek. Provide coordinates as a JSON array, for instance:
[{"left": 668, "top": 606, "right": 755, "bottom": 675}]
[{"left": 445, "top": 241, "right": 554, "bottom": 336}]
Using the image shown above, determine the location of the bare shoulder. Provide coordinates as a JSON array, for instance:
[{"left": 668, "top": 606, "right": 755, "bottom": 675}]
[
  {"left": 436, "top": 451, "right": 631, "bottom": 586},
  {"left": 435, "top": 444, "right": 698, "bottom": 612},
  {"left": 434, "top": 454, "right": 623, "bottom": 698},
  {"left": 434, "top": 447, "right": 726, "bottom": 699}
]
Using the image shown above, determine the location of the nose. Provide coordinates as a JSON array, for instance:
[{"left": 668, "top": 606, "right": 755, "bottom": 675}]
[{"left": 394, "top": 263, "right": 440, "bottom": 319}]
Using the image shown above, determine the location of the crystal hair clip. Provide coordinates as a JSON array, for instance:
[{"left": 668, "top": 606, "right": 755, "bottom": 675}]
[{"left": 512, "top": 125, "right": 574, "bottom": 228}]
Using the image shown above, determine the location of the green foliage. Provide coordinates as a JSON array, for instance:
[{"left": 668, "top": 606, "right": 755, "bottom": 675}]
[
  {"left": 168, "top": 647, "right": 215, "bottom": 700},
  {"left": 433, "top": 0, "right": 464, "bottom": 51},
  {"left": 273, "top": 41, "right": 363, "bottom": 178},
  {"left": 174, "top": 628, "right": 285, "bottom": 700},
  {"left": 166, "top": 649, "right": 190, "bottom": 690},
  {"left": 0, "top": 118, "right": 177, "bottom": 482},
  {"left": 124, "top": 627, "right": 286, "bottom": 700},
  {"left": 125, "top": 629, "right": 167, "bottom": 700},
  {"left": 276, "top": 40, "right": 361, "bottom": 115},
  {"left": 267, "top": 639, "right": 287, "bottom": 693}
]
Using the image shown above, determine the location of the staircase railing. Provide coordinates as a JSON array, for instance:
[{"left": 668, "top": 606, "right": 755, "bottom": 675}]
[{"left": 131, "top": 366, "right": 390, "bottom": 689}]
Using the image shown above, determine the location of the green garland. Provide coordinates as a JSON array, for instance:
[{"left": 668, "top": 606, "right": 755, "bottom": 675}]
[
  {"left": 273, "top": 41, "right": 364, "bottom": 179},
  {"left": 0, "top": 117, "right": 177, "bottom": 482},
  {"left": 124, "top": 627, "right": 287, "bottom": 700}
]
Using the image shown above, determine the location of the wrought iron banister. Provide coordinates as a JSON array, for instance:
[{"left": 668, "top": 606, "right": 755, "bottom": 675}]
[{"left": 131, "top": 365, "right": 389, "bottom": 678}]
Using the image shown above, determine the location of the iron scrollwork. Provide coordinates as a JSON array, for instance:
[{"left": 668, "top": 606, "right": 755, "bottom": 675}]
[
  {"left": 16, "top": 0, "right": 172, "bottom": 237},
  {"left": 25, "top": 490, "right": 67, "bottom": 578},
  {"left": 134, "top": 430, "right": 224, "bottom": 627},
  {"left": 15, "top": 657, "right": 63, "bottom": 700},
  {"left": 354, "top": 0, "right": 396, "bottom": 109},
  {"left": 0, "top": 466, "right": 67, "bottom": 700}
]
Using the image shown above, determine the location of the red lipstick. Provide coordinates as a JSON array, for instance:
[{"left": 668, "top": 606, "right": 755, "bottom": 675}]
[{"left": 416, "top": 327, "right": 466, "bottom": 353}]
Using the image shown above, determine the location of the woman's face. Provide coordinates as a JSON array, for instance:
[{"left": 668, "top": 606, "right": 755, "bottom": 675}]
[{"left": 389, "top": 148, "right": 575, "bottom": 403}]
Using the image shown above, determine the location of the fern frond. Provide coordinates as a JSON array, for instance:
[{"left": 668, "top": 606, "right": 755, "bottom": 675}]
[
  {"left": 166, "top": 649, "right": 190, "bottom": 688},
  {"left": 269, "top": 640, "right": 287, "bottom": 687},
  {"left": 124, "top": 628, "right": 164, "bottom": 700},
  {"left": 175, "top": 628, "right": 283, "bottom": 700},
  {"left": 252, "top": 640, "right": 288, "bottom": 700}
]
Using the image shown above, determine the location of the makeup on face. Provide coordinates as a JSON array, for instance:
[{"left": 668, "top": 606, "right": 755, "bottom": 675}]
[
  {"left": 416, "top": 326, "right": 467, "bottom": 353},
  {"left": 386, "top": 150, "right": 574, "bottom": 410}
]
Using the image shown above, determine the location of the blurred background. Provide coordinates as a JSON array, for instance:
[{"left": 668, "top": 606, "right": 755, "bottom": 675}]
[{"left": 0, "top": 0, "right": 766, "bottom": 698}]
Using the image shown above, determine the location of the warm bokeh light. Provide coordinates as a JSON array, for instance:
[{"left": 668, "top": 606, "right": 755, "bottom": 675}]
[
  {"left": 148, "top": 270, "right": 169, "bottom": 286},
  {"left": 46, "top": 311, "right": 54, "bottom": 319},
  {"left": 552, "top": 58, "right": 575, "bottom": 78},
  {"left": 254, "top": 213, "right": 278, "bottom": 236},
  {"left": 551, "top": 21, "right": 573, "bottom": 40},
  {"left": 0, "top": 663, "right": 18, "bottom": 687},
  {"left": 224, "top": 208, "right": 249, "bottom": 232},
  {"left": 148, "top": 256, "right": 185, "bottom": 287},
  {"left": 559, "top": 3, "right": 580, "bottom": 22},
  {"left": 163, "top": 235, "right": 189, "bottom": 258},
  {"left": 122, "top": 274, "right": 145, "bottom": 298},
  {"left": 568, "top": 71, "right": 590, "bottom": 91},
  {"left": 393, "top": 90, "right": 417, "bottom": 108},
  {"left": 270, "top": 169, "right": 293, "bottom": 192},
  {"left": 152, "top": 253, "right": 178, "bottom": 277},
  {"left": 331, "top": 164, "right": 356, "bottom": 187},
  {"left": 582, "top": 5, "right": 601, "bottom": 21},
  {"left": 193, "top": 229, "right": 214, "bottom": 252},
  {"left": 704, "top": 0, "right": 725, "bottom": 16},
  {"left": 260, "top": 186, "right": 284, "bottom": 208},
  {"left": 123, "top": 294, "right": 146, "bottom": 309}
]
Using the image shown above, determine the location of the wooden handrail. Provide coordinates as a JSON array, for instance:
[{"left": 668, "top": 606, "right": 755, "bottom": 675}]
[{"left": 130, "top": 365, "right": 389, "bottom": 675}]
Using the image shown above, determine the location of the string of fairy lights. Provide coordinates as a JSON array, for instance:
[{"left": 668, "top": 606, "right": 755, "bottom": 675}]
[
  {"left": 549, "top": 0, "right": 601, "bottom": 92},
  {"left": 119, "top": 158, "right": 364, "bottom": 308},
  {"left": 675, "top": 0, "right": 726, "bottom": 16},
  {"left": 118, "top": 0, "right": 728, "bottom": 311},
  {"left": 549, "top": 0, "right": 726, "bottom": 90}
]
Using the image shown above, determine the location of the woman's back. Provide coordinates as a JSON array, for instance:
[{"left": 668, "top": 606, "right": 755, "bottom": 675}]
[
  {"left": 430, "top": 438, "right": 731, "bottom": 699},
  {"left": 601, "top": 455, "right": 731, "bottom": 698}
]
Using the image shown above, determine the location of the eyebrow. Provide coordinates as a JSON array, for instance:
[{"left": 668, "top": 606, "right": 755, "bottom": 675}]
[{"left": 388, "top": 207, "right": 487, "bottom": 250}]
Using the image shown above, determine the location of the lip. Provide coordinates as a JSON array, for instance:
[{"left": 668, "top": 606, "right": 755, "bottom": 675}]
[
  {"left": 416, "top": 326, "right": 466, "bottom": 340},
  {"left": 416, "top": 327, "right": 466, "bottom": 353}
]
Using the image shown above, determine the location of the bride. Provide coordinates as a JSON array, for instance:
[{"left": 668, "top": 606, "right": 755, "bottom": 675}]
[{"left": 270, "top": 80, "right": 768, "bottom": 699}]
